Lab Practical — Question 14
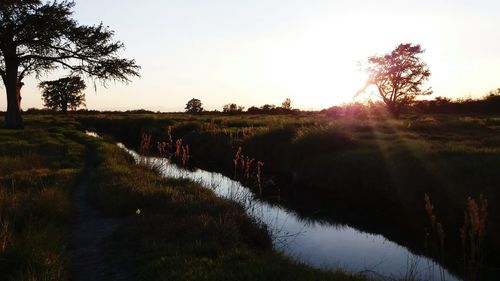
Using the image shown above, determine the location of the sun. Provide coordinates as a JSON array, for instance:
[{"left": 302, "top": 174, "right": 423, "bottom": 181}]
[{"left": 262, "top": 31, "right": 368, "bottom": 109}]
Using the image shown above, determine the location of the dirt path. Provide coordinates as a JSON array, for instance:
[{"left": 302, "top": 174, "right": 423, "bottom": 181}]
[{"left": 69, "top": 169, "right": 131, "bottom": 281}]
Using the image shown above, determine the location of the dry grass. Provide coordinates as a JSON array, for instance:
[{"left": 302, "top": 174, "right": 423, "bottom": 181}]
[
  {"left": 424, "top": 194, "right": 447, "bottom": 281},
  {"left": 460, "top": 195, "right": 488, "bottom": 281},
  {"left": 425, "top": 193, "right": 490, "bottom": 281},
  {"left": 0, "top": 116, "right": 85, "bottom": 281},
  {"left": 233, "top": 146, "right": 265, "bottom": 194},
  {"left": 77, "top": 112, "right": 500, "bottom": 279}
]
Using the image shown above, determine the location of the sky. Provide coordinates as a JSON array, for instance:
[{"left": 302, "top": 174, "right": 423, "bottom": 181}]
[{"left": 1, "top": 0, "right": 500, "bottom": 111}]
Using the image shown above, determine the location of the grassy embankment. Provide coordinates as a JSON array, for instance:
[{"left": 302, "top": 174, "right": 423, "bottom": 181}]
[
  {"left": 0, "top": 115, "right": 366, "bottom": 281},
  {"left": 0, "top": 116, "right": 85, "bottom": 280},
  {"left": 78, "top": 112, "right": 500, "bottom": 279}
]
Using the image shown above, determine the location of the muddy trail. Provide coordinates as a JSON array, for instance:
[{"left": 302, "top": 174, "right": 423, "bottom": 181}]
[{"left": 69, "top": 169, "right": 131, "bottom": 281}]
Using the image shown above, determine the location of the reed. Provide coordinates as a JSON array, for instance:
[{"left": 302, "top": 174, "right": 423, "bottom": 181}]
[
  {"left": 424, "top": 193, "right": 446, "bottom": 281},
  {"left": 232, "top": 147, "right": 265, "bottom": 194},
  {"left": 425, "top": 193, "right": 490, "bottom": 281},
  {"left": 0, "top": 212, "right": 9, "bottom": 254},
  {"left": 140, "top": 133, "right": 152, "bottom": 156},
  {"left": 148, "top": 132, "right": 190, "bottom": 168},
  {"left": 157, "top": 141, "right": 168, "bottom": 158},
  {"left": 460, "top": 195, "right": 488, "bottom": 281},
  {"left": 181, "top": 144, "right": 190, "bottom": 167},
  {"left": 233, "top": 146, "right": 242, "bottom": 178},
  {"left": 139, "top": 133, "right": 152, "bottom": 166}
]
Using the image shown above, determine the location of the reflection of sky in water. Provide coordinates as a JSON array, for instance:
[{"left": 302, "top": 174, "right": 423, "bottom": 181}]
[{"left": 119, "top": 143, "right": 460, "bottom": 281}]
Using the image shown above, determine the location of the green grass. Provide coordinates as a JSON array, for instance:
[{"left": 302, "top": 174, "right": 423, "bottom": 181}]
[
  {"left": 77, "top": 112, "right": 500, "bottom": 279},
  {"left": 1, "top": 115, "right": 369, "bottom": 280},
  {"left": 85, "top": 124, "right": 367, "bottom": 281},
  {"left": 0, "top": 116, "right": 86, "bottom": 281}
]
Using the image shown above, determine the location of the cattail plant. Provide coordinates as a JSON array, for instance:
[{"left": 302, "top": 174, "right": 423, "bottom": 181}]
[
  {"left": 156, "top": 133, "right": 190, "bottom": 167},
  {"left": 0, "top": 213, "right": 9, "bottom": 254},
  {"left": 139, "top": 133, "right": 151, "bottom": 155},
  {"left": 460, "top": 195, "right": 488, "bottom": 281},
  {"left": 245, "top": 157, "right": 255, "bottom": 179},
  {"left": 256, "top": 161, "right": 264, "bottom": 195},
  {"left": 167, "top": 126, "right": 173, "bottom": 144},
  {"left": 157, "top": 126, "right": 174, "bottom": 161},
  {"left": 139, "top": 133, "right": 152, "bottom": 165},
  {"left": 175, "top": 139, "right": 183, "bottom": 161},
  {"left": 232, "top": 147, "right": 265, "bottom": 194},
  {"left": 233, "top": 147, "right": 242, "bottom": 178},
  {"left": 157, "top": 141, "right": 168, "bottom": 158},
  {"left": 424, "top": 193, "right": 446, "bottom": 281},
  {"left": 181, "top": 145, "right": 190, "bottom": 167}
]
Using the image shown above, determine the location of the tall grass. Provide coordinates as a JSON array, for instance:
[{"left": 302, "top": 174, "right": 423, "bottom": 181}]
[
  {"left": 232, "top": 146, "right": 265, "bottom": 194},
  {"left": 0, "top": 117, "right": 85, "bottom": 281},
  {"left": 84, "top": 123, "right": 369, "bottom": 281},
  {"left": 78, "top": 112, "right": 500, "bottom": 279},
  {"left": 460, "top": 195, "right": 488, "bottom": 281},
  {"left": 424, "top": 194, "right": 447, "bottom": 281},
  {"left": 425, "top": 193, "right": 490, "bottom": 281}
]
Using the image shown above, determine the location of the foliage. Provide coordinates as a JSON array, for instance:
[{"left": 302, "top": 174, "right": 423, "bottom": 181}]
[
  {"left": 247, "top": 103, "right": 297, "bottom": 114},
  {"left": 78, "top": 112, "right": 500, "bottom": 279},
  {"left": 282, "top": 98, "right": 292, "bottom": 110},
  {"left": 413, "top": 90, "right": 500, "bottom": 114},
  {"left": 84, "top": 121, "right": 367, "bottom": 281},
  {"left": 185, "top": 98, "right": 204, "bottom": 114},
  {"left": 223, "top": 103, "right": 245, "bottom": 113},
  {"left": 0, "top": 116, "right": 85, "bottom": 281},
  {"left": 0, "top": 0, "right": 140, "bottom": 127},
  {"left": 0, "top": 115, "right": 371, "bottom": 280},
  {"left": 39, "top": 76, "right": 86, "bottom": 112},
  {"left": 461, "top": 195, "right": 488, "bottom": 281},
  {"left": 360, "top": 43, "right": 432, "bottom": 118}
]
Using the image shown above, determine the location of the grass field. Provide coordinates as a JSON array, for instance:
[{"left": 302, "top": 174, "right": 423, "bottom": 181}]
[
  {"left": 0, "top": 115, "right": 367, "bottom": 281},
  {"left": 78, "top": 112, "right": 500, "bottom": 280},
  {"left": 0, "top": 116, "right": 85, "bottom": 281}
]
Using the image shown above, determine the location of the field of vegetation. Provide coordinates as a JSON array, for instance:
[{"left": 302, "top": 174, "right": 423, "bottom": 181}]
[
  {"left": 0, "top": 116, "right": 85, "bottom": 280},
  {"left": 78, "top": 112, "right": 500, "bottom": 280},
  {"left": 3, "top": 1, "right": 499, "bottom": 281},
  {"left": 0, "top": 115, "right": 367, "bottom": 281}
]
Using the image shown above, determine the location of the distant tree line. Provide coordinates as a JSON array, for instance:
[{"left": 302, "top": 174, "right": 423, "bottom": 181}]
[
  {"left": 322, "top": 89, "right": 500, "bottom": 117},
  {"left": 184, "top": 98, "right": 298, "bottom": 115},
  {"left": 223, "top": 103, "right": 245, "bottom": 113},
  {"left": 412, "top": 89, "right": 500, "bottom": 114}
]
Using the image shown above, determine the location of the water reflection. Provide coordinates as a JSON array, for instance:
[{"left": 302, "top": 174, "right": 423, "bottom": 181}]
[{"left": 118, "top": 143, "right": 460, "bottom": 281}]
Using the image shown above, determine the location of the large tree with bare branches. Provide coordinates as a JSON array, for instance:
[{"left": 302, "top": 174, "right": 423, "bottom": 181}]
[
  {"left": 0, "top": 0, "right": 140, "bottom": 128},
  {"left": 360, "top": 43, "right": 432, "bottom": 118}
]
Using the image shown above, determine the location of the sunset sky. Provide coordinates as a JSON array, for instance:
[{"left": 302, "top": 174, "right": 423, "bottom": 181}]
[{"left": 2, "top": 0, "right": 499, "bottom": 111}]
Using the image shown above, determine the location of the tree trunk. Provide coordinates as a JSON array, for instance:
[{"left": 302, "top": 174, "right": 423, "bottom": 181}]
[
  {"left": 16, "top": 79, "right": 24, "bottom": 110},
  {"left": 3, "top": 58, "right": 23, "bottom": 129},
  {"left": 387, "top": 102, "right": 400, "bottom": 118},
  {"left": 62, "top": 102, "right": 68, "bottom": 114}
]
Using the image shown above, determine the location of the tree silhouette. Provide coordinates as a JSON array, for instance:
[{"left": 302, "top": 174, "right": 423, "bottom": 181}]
[
  {"left": 0, "top": 0, "right": 140, "bottom": 128},
  {"left": 359, "top": 43, "right": 431, "bottom": 118},
  {"left": 185, "top": 98, "right": 203, "bottom": 113},
  {"left": 39, "top": 76, "right": 86, "bottom": 113},
  {"left": 281, "top": 98, "right": 291, "bottom": 110},
  {"left": 223, "top": 103, "right": 244, "bottom": 113}
]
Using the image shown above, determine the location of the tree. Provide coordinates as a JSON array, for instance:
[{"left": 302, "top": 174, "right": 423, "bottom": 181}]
[
  {"left": 222, "top": 103, "right": 244, "bottom": 113},
  {"left": 359, "top": 43, "right": 431, "bottom": 118},
  {"left": 39, "top": 76, "right": 86, "bottom": 113},
  {"left": 260, "top": 104, "right": 276, "bottom": 112},
  {"left": 281, "top": 98, "right": 291, "bottom": 110},
  {"left": 185, "top": 98, "right": 203, "bottom": 113},
  {"left": 0, "top": 0, "right": 140, "bottom": 128}
]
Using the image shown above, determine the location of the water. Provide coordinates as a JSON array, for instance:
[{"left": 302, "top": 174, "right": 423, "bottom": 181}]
[{"left": 119, "top": 143, "right": 460, "bottom": 281}]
